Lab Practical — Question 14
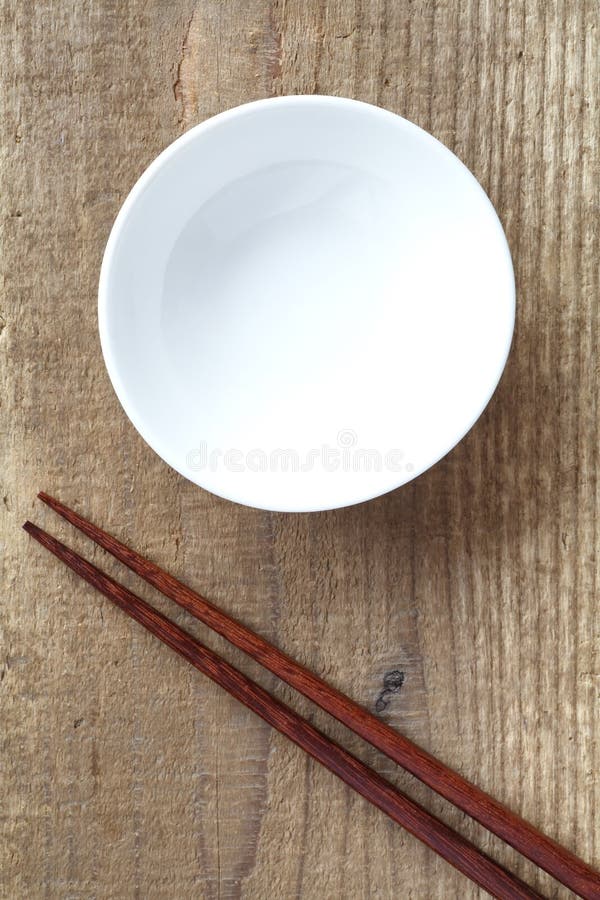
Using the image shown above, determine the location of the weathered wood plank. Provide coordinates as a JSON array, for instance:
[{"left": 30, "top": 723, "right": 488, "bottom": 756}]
[{"left": 1, "top": 1, "right": 598, "bottom": 898}]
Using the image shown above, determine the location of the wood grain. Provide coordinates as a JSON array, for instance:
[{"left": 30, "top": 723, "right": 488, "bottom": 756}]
[
  {"left": 33, "top": 492, "right": 600, "bottom": 896},
  {"left": 23, "top": 521, "right": 547, "bottom": 900},
  {"left": 1, "top": 2, "right": 599, "bottom": 899}
]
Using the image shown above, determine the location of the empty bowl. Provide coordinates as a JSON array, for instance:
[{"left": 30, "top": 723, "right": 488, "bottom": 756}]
[{"left": 99, "top": 95, "right": 515, "bottom": 512}]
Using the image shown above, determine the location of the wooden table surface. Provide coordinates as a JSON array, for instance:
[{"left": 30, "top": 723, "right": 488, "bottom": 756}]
[{"left": 2, "top": 2, "right": 598, "bottom": 898}]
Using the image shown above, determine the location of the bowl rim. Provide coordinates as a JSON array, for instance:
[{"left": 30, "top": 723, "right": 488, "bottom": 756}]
[{"left": 98, "top": 94, "right": 516, "bottom": 513}]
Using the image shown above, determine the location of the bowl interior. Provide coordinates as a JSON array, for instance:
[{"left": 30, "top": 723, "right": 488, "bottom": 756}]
[{"left": 100, "top": 97, "right": 514, "bottom": 511}]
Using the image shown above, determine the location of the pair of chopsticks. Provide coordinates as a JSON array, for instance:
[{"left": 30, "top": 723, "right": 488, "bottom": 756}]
[{"left": 24, "top": 494, "right": 599, "bottom": 899}]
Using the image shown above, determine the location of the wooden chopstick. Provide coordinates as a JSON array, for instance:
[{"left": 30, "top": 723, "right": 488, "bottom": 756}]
[
  {"left": 24, "top": 520, "right": 541, "bottom": 900},
  {"left": 37, "top": 493, "right": 600, "bottom": 900}
]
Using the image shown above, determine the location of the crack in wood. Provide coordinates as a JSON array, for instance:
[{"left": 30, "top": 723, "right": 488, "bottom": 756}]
[{"left": 173, "top": 6, "right": 201, "bottom": 130}]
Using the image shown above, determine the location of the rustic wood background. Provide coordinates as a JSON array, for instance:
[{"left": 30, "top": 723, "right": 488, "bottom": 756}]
[{"left": 1, "top": 1, "right": 598, "bottom": 897}]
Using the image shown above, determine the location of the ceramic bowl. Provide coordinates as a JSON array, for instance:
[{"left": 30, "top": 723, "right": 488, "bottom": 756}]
[{"left": 99, "top": 96, "right": 515, "bottom": 512}]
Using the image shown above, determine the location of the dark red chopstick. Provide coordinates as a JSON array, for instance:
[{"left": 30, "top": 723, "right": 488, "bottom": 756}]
[
  {"left": 37, "top": 492, "right": 600, "bottom": 899},
  {"left": 24, "top": 520, "right": 541, "bottom": 900}
]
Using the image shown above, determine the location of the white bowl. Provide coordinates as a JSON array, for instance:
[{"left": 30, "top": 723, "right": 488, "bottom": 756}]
[{"left": 99, "top": 96, "right": 515, "bottom": 513}]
